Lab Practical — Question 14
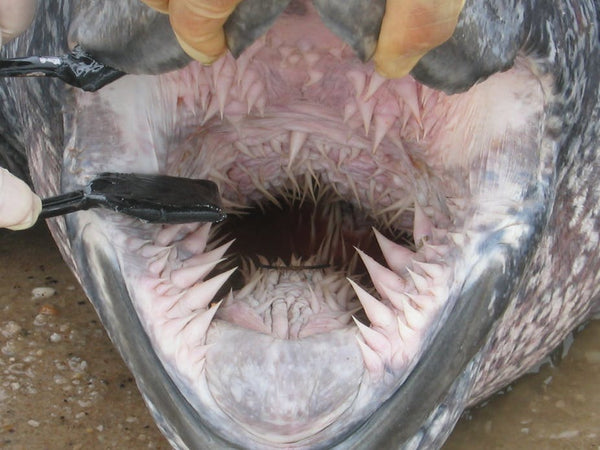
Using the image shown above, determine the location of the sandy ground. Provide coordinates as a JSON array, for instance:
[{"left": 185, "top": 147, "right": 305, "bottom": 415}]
[{"left": 0, "top": 224, "right": 598, "bottom": 449}]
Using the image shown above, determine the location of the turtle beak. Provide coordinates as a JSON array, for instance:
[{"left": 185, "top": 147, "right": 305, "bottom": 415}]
[{"left": 225, "top": 0, "right": 465, "bottom": 78}]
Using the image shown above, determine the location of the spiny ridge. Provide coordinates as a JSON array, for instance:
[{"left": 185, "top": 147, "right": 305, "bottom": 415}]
[
  {"left": 181, "top": 300, "right": 223, "bottom": 344},
  {"left": 166, "top": 268, "right": 236, "bottom": 319},
  {"left": 354, "top": 248, "right": 407, "bottom": 297},
  {"left": 372, "top": 228, "right": 416, "bottom": 273},
  {"left": 170, "top": 258, "right": 225, "bottom": 289},
  {"left": 347, "top": 279, "right": 396, "bottom": 333},
  {"left": 348, "top": 222, "right": 454, "bottom": 375}
]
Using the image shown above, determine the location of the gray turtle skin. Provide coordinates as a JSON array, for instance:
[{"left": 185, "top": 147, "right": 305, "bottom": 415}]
[{"left": 1, "top": 0, "right": 600, "bottom": 448}]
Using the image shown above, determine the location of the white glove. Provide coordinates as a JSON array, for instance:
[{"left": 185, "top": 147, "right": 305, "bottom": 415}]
[
  {"left": 0, "top": 168, "right": 41, "bottom": 230},
  {"left": 141, "top": 0, "right": 243, "bottom": 64},
  {"left": 0, "top": 0, "right": 35, "bottom": 45},
  {"left": 0, "top": 1, "right": 40, "bottom": 230}
]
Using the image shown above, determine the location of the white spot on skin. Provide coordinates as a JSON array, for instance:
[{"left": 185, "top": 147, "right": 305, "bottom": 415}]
[
  {"left": 31, "top": 287, "right": 56, "bottom": 298},
  {"left": 38, "top": 56, "right": 61, "bottom": 65},
  {"left": 572, "top": 255, "right": 587, "bottom": 276}
]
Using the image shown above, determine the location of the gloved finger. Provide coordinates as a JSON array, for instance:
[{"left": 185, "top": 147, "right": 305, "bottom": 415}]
[
  {"left": 141, "top": 0, "right": 243, "bottom": 64},
  {"left": 374, "top": 0, "right": 465, "bottom": 78},
  {"left": 141, "top": 0, "right": 169, "bottom": 14},
  {"left": 0, "top": 0, "right": 36, "bottom": 45},
  {"left": 170, "top": 0, "right": 244, "bottom": 63},
  {"left": 0, "top": 167, "right": 42, "bottom": 230}
]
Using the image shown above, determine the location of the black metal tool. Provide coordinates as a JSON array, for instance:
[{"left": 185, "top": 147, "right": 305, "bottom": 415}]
[
  {"left": 40, "top": 173, "right": 226, "bottom": 224},
  {"left": 0, "top": 46, "right": 125, "bottom": 92}
]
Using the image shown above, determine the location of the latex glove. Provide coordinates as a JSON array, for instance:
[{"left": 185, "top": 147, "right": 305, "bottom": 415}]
[
  {"left": 0, "top": 168, "right": 41, "bottom": 230},
  {"left": 0, "top": 0, "right": 40, "bottom": 230},
  {"left": 0, "top": 0, "right": 35, "bottom": 45},
  {"left": 141, "top": 0, "right": 243, "bottom": 64},
  {"left": 142, "top": 0, "right": 464, "bottom": 77},
  {"left": 374, "top": 0, "right": 465, "bottom": 78}
]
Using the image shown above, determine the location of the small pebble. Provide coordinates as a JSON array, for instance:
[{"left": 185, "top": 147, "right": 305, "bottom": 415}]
[
  {"left": 550, "top": 430, "right": 580, "bottom": 439},
  {"left": 39, "top": 304, "right": 59, "bottom": 316},
  {"left": 1, "top": 341, "right": 19, "bottom": 356},
  {"left": 33, "top": 314, "right": 48, "bottom": 327},
  {"left": 1, "top": 321, "right": 22, "bottom": 338},
  {"left": 27, "top": 420, "right": 40, "bottom": 428},
  {"left": 49, "top": 333, "right": 62, "bottom": 343},
  {"left": 68, "top": 357, "right": 88, "bottom": 373},
  {"left": 31, "top": 287, "right": 56, "bottom": 299}
]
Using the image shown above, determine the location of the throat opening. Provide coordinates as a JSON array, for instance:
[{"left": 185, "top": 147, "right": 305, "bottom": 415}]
[{"left": 213, "top": 186, "right": 413, "bottom": 289}]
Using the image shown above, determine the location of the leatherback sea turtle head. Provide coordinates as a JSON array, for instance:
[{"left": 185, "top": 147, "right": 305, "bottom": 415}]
[{"left": 2, "top": 0, "right": 600, "bottom": 448}]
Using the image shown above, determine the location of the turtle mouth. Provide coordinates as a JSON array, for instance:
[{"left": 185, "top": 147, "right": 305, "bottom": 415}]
[{"left": 59, "top": 3, "right": 553, "bottom": 447}]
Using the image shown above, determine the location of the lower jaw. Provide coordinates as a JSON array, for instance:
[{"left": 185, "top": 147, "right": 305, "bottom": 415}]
[
  {"left": 74, "top": 199, "right": 456, "bottom": 447},
  {"left": 57, "top": 56, "right": 551, "bottom": 447}
]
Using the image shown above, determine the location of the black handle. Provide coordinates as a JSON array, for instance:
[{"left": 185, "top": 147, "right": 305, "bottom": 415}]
[
  {"left": 38, "top": 173, "right": 227, "bottom": 223},
  {"left": 40, "top": 190, "right": 88, "bottom": 219},
  {"left": 0, "top": 46, "right": 125, "bottom": 92}
]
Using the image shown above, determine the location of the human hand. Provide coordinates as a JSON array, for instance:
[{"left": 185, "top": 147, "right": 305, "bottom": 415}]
[
  {"left": 374, "top": 0, "right": 465, "bottom": 78},
  {"left": 141, "top": 0, "right": 244, "bottom": 64},
  {"left": 0, "top": 1, "right": 40, "bottom": 230},
  {"left": 0, "top": 168, "right": 41, "bottom": 230},
  {"left": 141, "top": 0, "right": 463, "bottom": 78},
  {"left": 0, "top": 0, "right": 35, "bottom": 45}
]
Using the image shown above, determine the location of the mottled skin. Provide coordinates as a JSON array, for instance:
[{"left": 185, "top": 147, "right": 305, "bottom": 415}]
[
  {"left": 0, "top": 0, "right": 599, "bottom": 448},
  {"left": 469, "top": 1, "right": 600, "bottom": 403}
]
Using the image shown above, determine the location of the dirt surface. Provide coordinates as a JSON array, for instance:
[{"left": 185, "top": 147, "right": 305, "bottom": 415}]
[{"left": 0, "top": 224, "right": 598, "bottom": 449}]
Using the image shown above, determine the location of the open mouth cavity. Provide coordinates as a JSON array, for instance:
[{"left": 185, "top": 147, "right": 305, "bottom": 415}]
[{"left": 62, "top": 2, "right": 549, "bottom": 447}]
